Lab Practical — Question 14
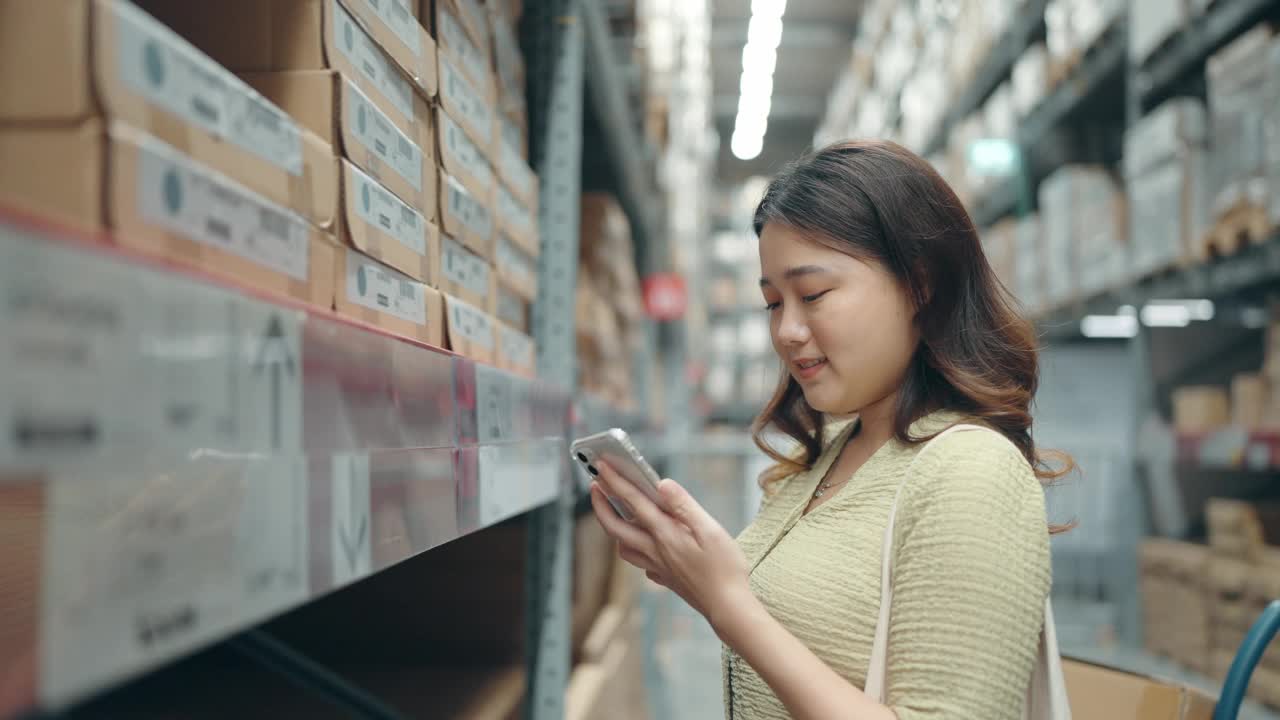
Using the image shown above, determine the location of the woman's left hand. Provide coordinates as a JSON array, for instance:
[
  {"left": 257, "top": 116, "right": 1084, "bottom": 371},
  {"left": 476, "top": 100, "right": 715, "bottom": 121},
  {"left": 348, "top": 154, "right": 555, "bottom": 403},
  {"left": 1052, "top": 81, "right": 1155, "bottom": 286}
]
[{"left": 589, "top": 462, "right": 754, "bottom": 631}]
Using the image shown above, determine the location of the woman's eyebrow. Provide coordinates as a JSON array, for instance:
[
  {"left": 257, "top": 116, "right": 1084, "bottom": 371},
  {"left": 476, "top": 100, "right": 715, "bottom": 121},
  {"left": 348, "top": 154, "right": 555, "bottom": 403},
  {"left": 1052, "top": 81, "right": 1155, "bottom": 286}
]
[{"left": 759, "top": 265, "right": 830, "bottom": 287}]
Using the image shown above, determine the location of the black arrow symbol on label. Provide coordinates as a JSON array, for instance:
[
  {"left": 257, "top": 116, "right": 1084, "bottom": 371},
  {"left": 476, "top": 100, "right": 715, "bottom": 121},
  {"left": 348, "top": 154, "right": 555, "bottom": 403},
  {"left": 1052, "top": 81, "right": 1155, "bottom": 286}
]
[{"left": 253, "top": 315, "right": 296, "bottom": 450}]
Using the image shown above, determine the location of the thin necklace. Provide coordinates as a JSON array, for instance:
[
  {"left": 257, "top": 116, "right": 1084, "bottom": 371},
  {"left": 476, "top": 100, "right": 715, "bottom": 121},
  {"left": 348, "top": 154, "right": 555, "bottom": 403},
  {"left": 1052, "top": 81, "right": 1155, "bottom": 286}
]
[{"left": 812, "top": 419, "right": 862, "bottom": 500}]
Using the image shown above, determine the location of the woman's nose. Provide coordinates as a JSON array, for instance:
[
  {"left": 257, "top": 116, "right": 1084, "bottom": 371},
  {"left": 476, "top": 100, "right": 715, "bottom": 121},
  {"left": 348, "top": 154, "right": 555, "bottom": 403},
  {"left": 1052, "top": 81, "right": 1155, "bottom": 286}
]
[{"left": 775, "top": 308, "right": 810, "bottom": 346}]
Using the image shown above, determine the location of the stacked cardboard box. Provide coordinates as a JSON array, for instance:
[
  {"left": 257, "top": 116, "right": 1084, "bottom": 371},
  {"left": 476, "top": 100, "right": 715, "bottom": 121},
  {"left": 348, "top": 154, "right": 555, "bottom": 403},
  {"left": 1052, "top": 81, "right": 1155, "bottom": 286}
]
[
  {"left": 1171, "top": 385, "right": 1231, "bottom": 434},
  {"left": 0, "top": 0, "right": 340, "bottom": 310},
  {"left": 982, "top": 219, "right": 1018, "bottom": 294},
  {"left": 1268, "top": 42, "right": 1280, "bottom": 230},
  {"left": 1138, "top": 539, "right": 1212, "bottom": 671},
  {"left": 578, "top": 193, "right": 645, "bottom": 410},
  {"left": 1130, "top": 0, "right": 1192, "bottom": 66},
  {"left": 1038, "top": 166, "right": 1127, "bottom": 306},
  {"left": 1013, "top": 214, "right": 1045, "bottom": 316},
  {"left": 1124, "top": 99, "right": 1209, "bottom": 277},
  {"left": 1205, "top": 25, "right": 1278, "bottom": 226}
]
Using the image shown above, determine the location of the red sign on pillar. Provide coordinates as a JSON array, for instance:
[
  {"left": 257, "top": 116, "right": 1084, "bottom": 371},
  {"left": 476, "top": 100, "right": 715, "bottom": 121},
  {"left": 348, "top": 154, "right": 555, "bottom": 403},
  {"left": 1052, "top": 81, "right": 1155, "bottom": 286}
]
[{"left": 642, "top": 273, "right": 688, "bottom": 321}]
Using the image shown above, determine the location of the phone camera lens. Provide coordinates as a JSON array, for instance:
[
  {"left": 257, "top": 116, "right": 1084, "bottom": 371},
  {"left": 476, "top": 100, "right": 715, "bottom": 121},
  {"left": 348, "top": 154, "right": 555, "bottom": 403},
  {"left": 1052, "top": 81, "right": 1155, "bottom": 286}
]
[
  {"left": 587, "top": 465, "right": 599, "bottom": 476},
  {"left": 576, "top": 452, "right": 589, "bottom": 463}
]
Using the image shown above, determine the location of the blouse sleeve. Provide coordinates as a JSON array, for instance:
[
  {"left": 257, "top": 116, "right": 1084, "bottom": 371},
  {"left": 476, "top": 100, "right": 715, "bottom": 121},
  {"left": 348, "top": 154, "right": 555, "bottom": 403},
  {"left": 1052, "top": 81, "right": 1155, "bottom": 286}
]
[{"left": 883, "top": 429, "right": 1052, "bottom": 720}]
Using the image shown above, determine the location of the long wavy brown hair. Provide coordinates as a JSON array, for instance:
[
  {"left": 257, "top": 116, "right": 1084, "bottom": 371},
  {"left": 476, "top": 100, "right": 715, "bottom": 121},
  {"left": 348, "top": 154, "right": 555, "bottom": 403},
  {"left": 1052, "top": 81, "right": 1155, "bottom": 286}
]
[{"left": 750, "top": 140, "right": 1073, "bottom": 529}]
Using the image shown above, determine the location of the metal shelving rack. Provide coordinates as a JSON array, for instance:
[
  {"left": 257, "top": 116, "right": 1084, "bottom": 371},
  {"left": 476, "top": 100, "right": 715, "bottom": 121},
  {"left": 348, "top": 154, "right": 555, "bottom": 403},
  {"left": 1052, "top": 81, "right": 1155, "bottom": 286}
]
[{"left": 0, "top": 0, "right": 668, "bottom": 717}]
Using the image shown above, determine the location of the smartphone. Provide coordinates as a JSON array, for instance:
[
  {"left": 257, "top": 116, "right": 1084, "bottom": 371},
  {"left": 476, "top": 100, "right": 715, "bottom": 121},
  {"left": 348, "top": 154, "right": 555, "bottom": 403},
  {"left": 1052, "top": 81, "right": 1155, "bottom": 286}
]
[{"left": 570, "top": 428, "right": 662, "bottom": 521}]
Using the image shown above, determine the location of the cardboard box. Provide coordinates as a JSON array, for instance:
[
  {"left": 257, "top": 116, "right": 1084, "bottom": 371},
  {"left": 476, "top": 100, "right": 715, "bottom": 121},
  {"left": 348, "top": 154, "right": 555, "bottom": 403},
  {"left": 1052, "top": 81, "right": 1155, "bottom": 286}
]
[
  {"left": 1013, "top": 214, "right": 1044, "bottom": 314},
  {"left": 438, "top": 105, "right": 497, "bottom": 205},
  {"left": 489, "top": 10, "right": 527, "bottom": 124},
  {"left": 440, "top": 234, "right": 497, "bottom": 311},
  {"left": 495, "top": 183, "right": 538, "bottom": 260},
  {"left": 428, "top": 0, "right": 492, "bottom": 63},
  {"left": 0, "top": 121, "right": 337, "bottom": 309},
  {"left": 1172, "top": 385, "right": 1230, "bottom": 433},
  {"left": 440, "top": 170, "right": 496, "bottom": 258},
  {"left": 0, "top": 0, "right": 337, "bottom": 231},
  {"left": 1063, "top": 658, "right": 1215, "bottom": 719},
  {"left": 571, "top": 513, "right": 616, "bottom": 658},
  {"left": 566, "top": 637, "right": 650, "bottom": 720},
  {"left": 336, "top": 247, "right": 446, "bottom": 346},
  {"left": 1130, "top": 0, "right": 1191, "bottom": 64},
  {"left": 244, "top": 70, "right": 435, "bottom": 218},
  {"left": 495, "top": 231, "right": 538, "bottom": 303},
  {"left": 1039, "top": 165, "right": 1125, "bottom": 305},
  {"left": 1206, "top": 25, "right": 1276, "bottom": 214},
  {"left": 135, "top": 0, "right": 436, "bottom": 127},
  {"left": 495, "top": 322, "right": 536, "bottom": 378},
  {"left": 497, "top": 117, "right": 538, "bottom": 213},
  {"left": 438, "top": 52, "right": 498, "bottom": 159},
  {"left": 432, "top": 0, "right": 497, "bottom": 102},
  {"left": 443, "top": 293, "right": 497, "bottom": 364},
  {"left": 496, "top": 280, "right": 531, "bottom": 333},
  {"left": 1232, "top": 373, "right": 1272, "bottom": 430},
  {"left": 339, "top": 160, "right": 440, "bottom": 285}
]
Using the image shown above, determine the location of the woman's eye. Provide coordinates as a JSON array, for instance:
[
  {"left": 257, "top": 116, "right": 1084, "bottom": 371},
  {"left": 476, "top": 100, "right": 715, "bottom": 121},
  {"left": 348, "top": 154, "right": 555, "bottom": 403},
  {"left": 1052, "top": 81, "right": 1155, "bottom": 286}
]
[
  {"left": 802, "top": 290, "right": 831, "bottom": 303},
  {"left": 763, "top": 300, "right": 781, "bottom": 311}
]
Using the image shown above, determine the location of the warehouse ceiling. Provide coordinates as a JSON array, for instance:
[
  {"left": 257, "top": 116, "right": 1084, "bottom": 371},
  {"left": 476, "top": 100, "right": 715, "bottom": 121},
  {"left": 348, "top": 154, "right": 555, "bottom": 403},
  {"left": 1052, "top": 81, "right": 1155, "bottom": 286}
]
[{"left": 712, "top": 0, "right": 862, "bottom": 184}]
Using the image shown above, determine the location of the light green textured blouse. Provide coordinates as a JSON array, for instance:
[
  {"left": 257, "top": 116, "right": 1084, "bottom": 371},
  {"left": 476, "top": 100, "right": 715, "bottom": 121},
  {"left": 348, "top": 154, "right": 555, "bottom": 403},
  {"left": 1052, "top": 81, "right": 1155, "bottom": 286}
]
[{"left": 724, "top": 411, "right": 1052, "bottom": 720}]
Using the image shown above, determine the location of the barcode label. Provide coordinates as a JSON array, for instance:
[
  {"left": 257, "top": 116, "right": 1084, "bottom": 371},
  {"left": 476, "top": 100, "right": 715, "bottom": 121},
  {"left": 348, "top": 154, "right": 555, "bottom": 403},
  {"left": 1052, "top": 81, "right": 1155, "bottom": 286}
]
[
  {"left": 497, "top": 183, "right": 532, "bottom": 233},
  {"left": 499, "top": 326, "right": 534, "bottom": 368},
  {"left": 497, "top": 234, "right": 536, "bottom": 288},
  {"left": 442, "top": 113, "right": 494, "bottom": 190},
  {"left": 449, "top": 299, "right": 494, "bottom": 349},
  {"left": 442, "top": 236, "right": 491, "bottom": 298},
  {"left": 135, "top": 133, "right": 310, "bottom": 281},
  {"left": 497, "top": 285, "right": 527, "bottom": 327},
  {"left": 440, "top": 56, "right": 493, "bottom": 148},
  {"left": 114, "top": 1, "right": 303, "bottom": 175},
  {"left": 359, "top": 0, "right": 423, "bottom": 57},
  {"left": 346, "top": 82, "right": 423, "bottom": 191},
  {"left": 499, "top": 135, "right": 535, "bottom": 203},
  {"left": 344, "top": 249, "right": 426, "bottom": 325},
  {"left": 439, "top": 10, "right": 489, "bottom": 93},
  {"left": 332, "top": 0, "right": 416, "bottom": 122},
  {"left": 348, "top": 163, "right": 426, "bottom": 254}
]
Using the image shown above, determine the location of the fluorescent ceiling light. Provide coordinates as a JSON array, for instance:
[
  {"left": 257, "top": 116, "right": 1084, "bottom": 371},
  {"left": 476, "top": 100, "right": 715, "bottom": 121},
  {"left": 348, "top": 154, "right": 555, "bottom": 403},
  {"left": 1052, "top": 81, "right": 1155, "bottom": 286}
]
[
  {"left": 750, "top": 0, "right": 788, "bottom": 19},
  {"left": 1081, "top": 314, "right": 1138, "bottom": 339},
  {"left": 1140, "top": 304, "right": 1192, "bottom": 327},
  {"left": 747, "top": 14, "right": 784, "bottom": 49},
  {"left": 1147, "top": 299, "right": 1214, "bottom": 322},
  {"left": 731, "top": 130, "right": 764, "bottom": 160},
  {"left": 741, "top": 44, "right": 777, "bottom": 76}
]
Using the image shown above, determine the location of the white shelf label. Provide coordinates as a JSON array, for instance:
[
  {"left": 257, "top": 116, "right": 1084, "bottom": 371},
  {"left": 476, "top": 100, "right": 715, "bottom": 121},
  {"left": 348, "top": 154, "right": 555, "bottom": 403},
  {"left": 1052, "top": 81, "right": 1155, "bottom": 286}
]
[
  {"left": 332, "top": 0, "right": 416, "bottom": 122},
  {"left": 439, "top": 10, "right": 489, "bottom": 93},
  {"left": 475, "top": 364, "right": 515, "bottom": 444},
  {"left": 346, "top": 82, "right": 424, "bottom": 192},
  {"left": 358, "top": 0, "right": 422, "bottom": 56},
  {"left": 440, "top": 55, "right": 493, "bottom": 145},
  {"left": 331, "top": 452, "right": 372, "bottom": 586},
  {"left": 40, "top": 455, "right": 308, "bottom": 709},
  {"left": 114, "top": 0, "right": 303, "bottom": 175},
  {"left": 442, "top": 236, "right": 491, "bottom": 298},
  {"left": 441, "top": 111, "right": 494, "bottom": 190},
  {"left": 448, "top": 297, "right": 494, "bottom": 349},
  {"left": 345, "top": 248, "right": 427, "bottom": 326},
  {"left": 136, "top": 134, "right": 311, "bottom": 281},
  {"left": 496, "top": 183, "right": 533, "bottom": 236},
  {"left": 477, "top": 441, "right": 559, "bottom": 526},
  {"left": 348, "top": 163, "right": 427, "bottom": 255},
  {"left": 445, "top": 174, "right": 493, "bottom": 242}
]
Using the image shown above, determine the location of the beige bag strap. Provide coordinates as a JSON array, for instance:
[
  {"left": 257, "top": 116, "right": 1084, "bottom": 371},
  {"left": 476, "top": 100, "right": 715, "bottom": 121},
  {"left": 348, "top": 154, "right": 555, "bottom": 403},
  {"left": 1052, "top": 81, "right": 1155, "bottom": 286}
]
[{"left": 863, "top": 424, "right": 1071, "bottom": 719}]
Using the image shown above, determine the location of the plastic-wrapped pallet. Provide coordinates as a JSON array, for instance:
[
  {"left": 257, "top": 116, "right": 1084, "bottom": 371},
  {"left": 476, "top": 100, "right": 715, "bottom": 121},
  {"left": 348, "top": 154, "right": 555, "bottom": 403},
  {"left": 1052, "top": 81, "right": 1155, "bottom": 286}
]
[
  {"left": 1014, "top": 213, "right": 1045, "bottom": 315},
  {"left": 1206, "top": 25, "right": 1278, "bottom": 220},
  {"left": 982, "top": 219, "right": 1018, "bottom": 294},
  {"left": 1264, "top": 37, "right": 1280, "bottom": 229},
  {"left": 1124, "top": 99, "right": 1209, "bottom": 276},
  {"left": 1012, "top": 43, "right": 1050, "bottom": 118},
  {"left": 1129, "top": 0, "right": 1191, "bottom": 65},
  {"left": 1039, "top": 166, "right": 1125, "bottom": 305}
]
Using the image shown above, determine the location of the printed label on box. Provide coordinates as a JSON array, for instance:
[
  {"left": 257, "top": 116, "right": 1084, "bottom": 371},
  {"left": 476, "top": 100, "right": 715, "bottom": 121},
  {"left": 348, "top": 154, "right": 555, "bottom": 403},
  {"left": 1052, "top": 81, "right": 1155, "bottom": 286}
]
[
  {"left": 348, "top": 164, "right": 427, "bottom": 254},
  {"left": 358, "top": 0, "right": 422, "bottom": 56},
  {"left": 331, "top": 452, "right": 372, "bottom": 586},
  {"left": 497, "top": 284, "right": 526, "bottom": 327},
  {"left": 332, "top": 0, "right": 416, "bottom": 122},
  {"left": 346, "top": 83, "right": 424, "bottom": 192},
  {"left": 449, "top": 298, "right": 494, "bottom": 349},
  {"left": 497, "top": 183, "right": 533, "bottom": 234},
  {"left": 499, "top": 325, "right": 534, "bottom": 369},
  {"left": 114, "top": 1, "right": 303, "bottom": 175},
  {"left": 496, "top": 234, "right": 535, "bottom": 288},
  {"left": 442, "top": 113, "right": 494, "bottom": 190},
  {"left": 445, "top": 175, "right": 494, "bottom": 241},
  {"left": 442, "top": 236, "right": 491, "bottom": 298},
  {"left": 345, "top": 249, "right": 427, "bottom": 325},
  {"left": 135, "top": 136, "right": 310, "bottom": 281},
  {"left": 440, "top": 55, "right": 493, "bottom": 145},
  {"left": 499, "top": 137, "right": 536, "bottom": 203},
  {"left": 439, "top": 10, "right": 490, "bottom": 92}
]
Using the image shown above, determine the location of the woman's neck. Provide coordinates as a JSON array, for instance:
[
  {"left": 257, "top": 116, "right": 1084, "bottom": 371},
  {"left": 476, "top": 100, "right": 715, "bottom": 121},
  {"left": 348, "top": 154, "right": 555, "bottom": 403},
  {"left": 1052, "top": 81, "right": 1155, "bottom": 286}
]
[{"left": 849, "top": 392, "right": 899, "bottom": 450}]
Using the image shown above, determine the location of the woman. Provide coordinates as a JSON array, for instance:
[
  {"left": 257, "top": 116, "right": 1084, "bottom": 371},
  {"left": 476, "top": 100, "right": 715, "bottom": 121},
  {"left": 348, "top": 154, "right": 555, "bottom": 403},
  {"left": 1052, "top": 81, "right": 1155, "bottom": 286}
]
[{"left": 589, "top": 140, "right": 1070, "bottom": 719}]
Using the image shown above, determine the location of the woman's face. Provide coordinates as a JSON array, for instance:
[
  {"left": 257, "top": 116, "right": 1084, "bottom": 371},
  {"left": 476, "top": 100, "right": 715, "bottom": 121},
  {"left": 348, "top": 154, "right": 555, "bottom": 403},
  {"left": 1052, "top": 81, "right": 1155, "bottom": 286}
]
[{"left": 758, "top": 221, "right": 919, "bottom": 417}]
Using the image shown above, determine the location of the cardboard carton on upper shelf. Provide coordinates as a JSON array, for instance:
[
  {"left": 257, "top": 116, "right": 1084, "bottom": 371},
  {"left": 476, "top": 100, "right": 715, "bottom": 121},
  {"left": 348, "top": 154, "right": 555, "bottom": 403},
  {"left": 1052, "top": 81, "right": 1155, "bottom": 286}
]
[
  {"left": 0, "top": 0, "right": 338, "bottom": 231},
  {"left": 437, "top": 105, "right": 497, "bottom": 206},
  {"left": 443, "top": 292, "right": 497, "bottom": 364},
  {"left": 1013, "top": 214, "right": 1044, "bottom": 315},
  {"left": 497, "top": 114, "right": 538, "bottom": 213},
  {"left": 134, "top": 0, "right": 438, "bottom": 122},
  {"left": 439, "top": 234, "right": 497, "bottom": 311},
  {"left": 1231, "top": 373, "right": 1272, "bottom": 431},
  {"left": 1129, "top": 0, "right": 1191, "bottom": 65},
  {"left": 495, "top": 321, "right": 535, "bottom": 378},
  {"left": 335, "top": 246, "right": 445, "bottom": 346},
  {"left": 0, "top": 121, "right": 336, "bottom": 309},
  {"left": 496, "top": 280, "right": 531, "bottom": 333},
  {"left": 1172, "top": 385, "right": 1230, "bottom": 434},
  {"left": 1206, "top": 25, "right": 1278, "bottom": 215},
  {"left": 242, "top": 70, "right": 436, "bottom": 219},
  {"left": 339, "top": 160, "right": 440, "bottom": 285},
  {"left": 1267, "top": 41, "right": 1280, "bottom": 229},
  {"left": 438, "top": 51, "right": 498, "bottom": 162},
  {"left": 427, "top": 0, "right": 493, "bottom": 68},
  {"left": 431, "top": 0, "right": 497, "bottom": 103},
  {"left": 440, "top": 169, "right": 496, "bottom": 259},
  {"left": 494, "top": 183, "right": 538, "bottom": 259},
  {"left": 489, "top": 9, "right": 527, "bottom": 126},
  {"left": 495, "top": 231, "right": 538, "bottom": 303}
]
